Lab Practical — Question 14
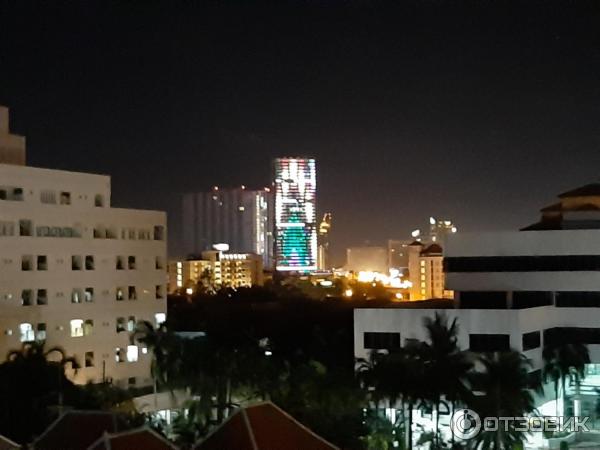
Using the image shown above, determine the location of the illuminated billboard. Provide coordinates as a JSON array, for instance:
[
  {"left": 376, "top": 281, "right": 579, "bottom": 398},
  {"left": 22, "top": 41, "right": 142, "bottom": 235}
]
[{"left": 274, "top": 157, "right": 317, "bottom": 272}]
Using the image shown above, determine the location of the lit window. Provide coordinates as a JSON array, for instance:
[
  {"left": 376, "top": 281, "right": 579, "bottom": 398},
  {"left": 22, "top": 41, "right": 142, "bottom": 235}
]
[
  {"left": 84, "top": 319, "right": 94, "bottom": 336},
  {"left": 115, "top": 348, "right": 124, "bottom": 363},
  {"left": 116, "top": 317, "right": 126, "bottom": 333},
  {"left": 84, "top": 288, "right": 94, "bottom": 302},
  {"left": 70, "top": 319, "right": 84, "bottom": 337},
  {"left": 116, "top": 287, "right": 124, "bottom": 301},
  {"left": 127, "top": 316, "right": 136, "bottom": 332},
  {"left": 19, "top": 323, "right": 34, "bottom": 342},
  {"left": 126, "top": 345, "right": 139, "bottom": 362},
  {"left": 37, "top": 323, "right": 47, "bottom": 340},
  {"left": 71, "top": 289, "right": 82, "bottom": 304},
  {"left": 155, "top": 313, "right": 166, "bottom": 327}
]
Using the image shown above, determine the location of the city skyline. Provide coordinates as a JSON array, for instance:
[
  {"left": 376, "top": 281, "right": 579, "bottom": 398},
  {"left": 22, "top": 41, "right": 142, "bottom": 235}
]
[{"left": 3, "top": 1, "right": 600, "bottom": 265}]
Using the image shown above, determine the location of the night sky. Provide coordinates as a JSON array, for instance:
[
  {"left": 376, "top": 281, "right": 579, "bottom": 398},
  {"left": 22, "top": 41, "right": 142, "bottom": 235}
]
[{"left": 2, "top": 1, "right": 600, "bottom": 263}]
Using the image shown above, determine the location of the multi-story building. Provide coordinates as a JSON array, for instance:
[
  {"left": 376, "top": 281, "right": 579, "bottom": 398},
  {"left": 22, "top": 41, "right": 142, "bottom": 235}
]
[
  {"left": 317, "top": 212, "right": 332, "bottom": 270},
  {"left": 274, "top": 157, "right": 317, "bottom": 272},
  {"left": 407, "top": 241, "right": 453, "bottom": 300},
  {"left": 355, "top": 184, "right": 600, "bottom": 416},
  {"left": 387, "top": 239, "right": 412, "bottom": 272},
  {"left": 0, "top": 107, "right": 167, "bottom": 387},
  {"left": 181, "top": 187, "right": 274, "bottom": 268},
  {"left": 168, "top": 250, "right": 263, "bottom": 293}
]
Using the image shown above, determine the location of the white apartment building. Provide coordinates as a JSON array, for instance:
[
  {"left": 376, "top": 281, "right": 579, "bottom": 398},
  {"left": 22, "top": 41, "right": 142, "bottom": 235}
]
[
  {"left": 0, "top": 106, "right": 167, "bottom": 387},
  {"left": 355, "top": 184, "right": 600, "bottom": 415}
]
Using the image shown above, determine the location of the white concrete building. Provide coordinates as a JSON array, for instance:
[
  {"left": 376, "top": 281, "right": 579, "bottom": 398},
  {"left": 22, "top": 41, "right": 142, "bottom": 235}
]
[
  {"left": 355, "top": 184, "right": 600, "bottom": 414},
  {"left": 0, "top": 107, "right": 167, "bottom": 387}
]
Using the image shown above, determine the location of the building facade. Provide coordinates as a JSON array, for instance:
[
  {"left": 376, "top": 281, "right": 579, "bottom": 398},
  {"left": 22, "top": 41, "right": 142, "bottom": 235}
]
[
  {"left": 274, "top": 157, "right": 317, "bottom": 272},
  {"left": 168, "top": 250, "right": 263, "bottom": 293},
  {"left": 355, "top": 184, "right": 600, "bottom": 411},
  {"left": 0, "top": 107, "right": 167, "bottom": 387},
  {"left": 181, "top": 187, "right": 274, "bottom": 268},
  {"left": 407, "top": 242, "right": 452, "bottom": 300}
]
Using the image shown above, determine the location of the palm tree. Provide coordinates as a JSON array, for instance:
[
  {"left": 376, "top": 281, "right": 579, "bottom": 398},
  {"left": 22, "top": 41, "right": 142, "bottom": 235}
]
[
  {"left": 132, "top": 320, "right": 182, "bottom": 407},
  {"left": 7, "top": 341, "right": 80, "bottom": 414},
  {"left": 421, "top": 313, "right": 473, "bottom": 448},
  {"left": 543, "top": 342, "right": 590, "bottom": 417},
  {"left": 467, "top": 351, "right": 537, "bottom": 450}
]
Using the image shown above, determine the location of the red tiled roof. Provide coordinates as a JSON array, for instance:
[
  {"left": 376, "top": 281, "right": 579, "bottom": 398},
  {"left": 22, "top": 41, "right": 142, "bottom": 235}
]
[
  {"left": 32, "top": 411, "right": 125, "bottom": 450},
  {"left": 88, "top": 427, "right": 178, "bottom": 450},
  {"left": 194, "top": 402, "right": 339, "bottom": 450}
]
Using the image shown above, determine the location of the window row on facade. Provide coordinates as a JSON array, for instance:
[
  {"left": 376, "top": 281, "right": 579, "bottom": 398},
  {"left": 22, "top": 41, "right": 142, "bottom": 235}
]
[
  {"left": 14, "top": 312, "right": 165, "bottom": 343},
  {"left": 18, "top": 254, "right": 165, "bottom": 271},
  {"left": 0, "top": 185, "right": 105, "bottom": 207},
  {"left": 0, "top": 219, "right": 165, "bottom": 241},
  {"left": 19, "top": 285, "right": 165, "bottom": 305}
]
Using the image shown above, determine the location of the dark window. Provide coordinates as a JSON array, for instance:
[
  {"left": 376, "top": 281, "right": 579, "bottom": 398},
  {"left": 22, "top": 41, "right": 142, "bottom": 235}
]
[
  {"left": 37, "top": 255, "right": 48, "bottom": 270},
  {"left": 460, "top": 292, "right": 507, "bottom": 309},
  {"left": 522, "top": 331, "right": 541, "bottom": 351},
  {"left": 528, "top": 369, "right": 542, "bottom": 389},
  {"left": 556, "top": 292, "right": 600, "bottom": 307},
  {"left": 544, "top": 327, "right": 600, "bottom": 346},
  {"left": 446, "top": 255, "right": 600, "bottom": 273},
  {"left": 85, "top": 255, "right": 94, "bottom": 270},
  {"left": 512, "top": 292, "right": 553, "bottom": 309},
  {"left": 364, "top": 332, "right": 401, "bottom": 350},
  {"left": 469, "top": 334, "right": 510, "bottom": 352}
]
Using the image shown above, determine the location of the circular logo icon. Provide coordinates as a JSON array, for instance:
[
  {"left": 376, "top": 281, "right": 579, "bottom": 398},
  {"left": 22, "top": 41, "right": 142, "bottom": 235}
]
[{"left": 450, "top": 408, "right": 481, "bottom": 440}]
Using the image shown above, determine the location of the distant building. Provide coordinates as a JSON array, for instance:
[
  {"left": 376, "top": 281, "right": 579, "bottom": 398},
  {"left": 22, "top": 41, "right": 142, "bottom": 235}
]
[
  {"left": 168, "top": 250, "right": 263, "bottom": 293},
  {"left": 345, "top": 246, "right": 388, "bottom": 273},
  {"left": 407, "top": 242, "right": 453, "bottom": 300},
  {"left": 317, "top": 212, "right": 332, "bottom": 270},
  {"left": 274, "top": 157, "right": 317, "bottom": 272},
  {"left": 182, "top": 187, "right": 274, "bottom": 268},
  {"left": 0, "top": 107, "right": 167, "bottom": 387},
  {"left": 387, "top": 239, "right": 412, "bottom": 271}
]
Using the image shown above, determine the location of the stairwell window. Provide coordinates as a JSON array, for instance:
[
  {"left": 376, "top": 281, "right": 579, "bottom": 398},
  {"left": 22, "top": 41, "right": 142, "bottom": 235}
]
[{"left": 70, "top": 319, "right": 84, "bottom": 337}]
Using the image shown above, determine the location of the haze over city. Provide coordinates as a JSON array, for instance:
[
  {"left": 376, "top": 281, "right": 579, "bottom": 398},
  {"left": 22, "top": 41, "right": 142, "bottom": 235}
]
[{"left": 3, "top": 1, "right": 600, "bottom": 264}]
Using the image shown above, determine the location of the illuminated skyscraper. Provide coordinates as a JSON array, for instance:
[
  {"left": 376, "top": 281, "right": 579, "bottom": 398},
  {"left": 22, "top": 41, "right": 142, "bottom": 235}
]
[
  {"left": 274, "top": 157, "right": 317, "bottom": 272},
  {"left": 317, "top": 212, "right": 332, "bottom": 270}
]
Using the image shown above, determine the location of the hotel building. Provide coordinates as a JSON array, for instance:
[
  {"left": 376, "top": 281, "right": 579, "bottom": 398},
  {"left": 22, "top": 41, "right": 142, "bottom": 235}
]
[
  {"left": 182, "top": 187, "right": 274, "bottom": 268},
  {"left": 0, "top": 106, "right": 167, "bottom": 387},
  {"left": 274, "top": 157, "right": 317, "bottom": 272},
  {"left": 168, "top": 250, "right": 263, "bottom": 293}
]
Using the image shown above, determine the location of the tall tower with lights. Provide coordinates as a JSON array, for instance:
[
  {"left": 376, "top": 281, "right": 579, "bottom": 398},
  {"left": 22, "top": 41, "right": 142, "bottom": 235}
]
[{"left": 273, "top": 157, "right": 317, "bottom": 272}]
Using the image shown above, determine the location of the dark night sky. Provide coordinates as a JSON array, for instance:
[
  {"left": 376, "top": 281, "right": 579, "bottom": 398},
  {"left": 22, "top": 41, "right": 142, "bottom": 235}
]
[{"left": 2, "top": 1, "right": 600, "bottom": 263}]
